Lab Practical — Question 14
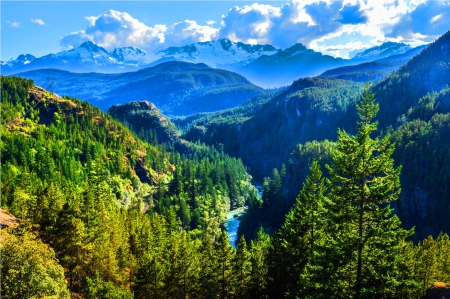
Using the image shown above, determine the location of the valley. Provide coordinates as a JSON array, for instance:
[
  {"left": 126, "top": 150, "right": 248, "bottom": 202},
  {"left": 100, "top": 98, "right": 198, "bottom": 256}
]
[{"left": 1, "top": 10, "right": 450, "bottom": 297}]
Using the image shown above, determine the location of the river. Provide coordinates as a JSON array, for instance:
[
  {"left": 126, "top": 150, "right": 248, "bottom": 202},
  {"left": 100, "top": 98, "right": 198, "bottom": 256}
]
[{"left": 224, "top": 184, "right": 262, "bottom": 248}]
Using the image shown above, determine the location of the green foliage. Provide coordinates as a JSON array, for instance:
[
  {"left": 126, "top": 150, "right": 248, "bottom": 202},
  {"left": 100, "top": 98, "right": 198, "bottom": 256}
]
[
  {"left": 0, "top": 76, "right": 256, "bottom": 298},
  {"left": 320, "top": 83, "right": 413, "bottom": 297},
  {"left": 182, "top": 77, "right": 364, "bottom": 179},
  {"left": 0, "top": 230, "right": 70, "bottom": 299},
  {"left": 85, "top": 272, "right": 133, "bottom": 299},
  {"left": 267, "top": 160, "right": 328, "bottom": 298}
]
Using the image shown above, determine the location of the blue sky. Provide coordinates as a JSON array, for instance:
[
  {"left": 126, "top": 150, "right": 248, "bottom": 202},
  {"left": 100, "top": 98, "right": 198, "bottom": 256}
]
[{"left": 2, "top": 0, "right": 450, "bottom": 61}]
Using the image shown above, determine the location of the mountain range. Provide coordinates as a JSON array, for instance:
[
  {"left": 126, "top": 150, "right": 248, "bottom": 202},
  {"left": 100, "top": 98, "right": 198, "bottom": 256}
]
[
  {"left": 2, "top": 39, "right": 421, "bottom": 87},
  {"left": 320, "top": 45, "right": 428, "bottom": 82},
  {"left": 171, "top": 30, "right": 450, "bottom": 240},
  {"left": 14, "top": 61, "right": 265, "bottom": 115}
]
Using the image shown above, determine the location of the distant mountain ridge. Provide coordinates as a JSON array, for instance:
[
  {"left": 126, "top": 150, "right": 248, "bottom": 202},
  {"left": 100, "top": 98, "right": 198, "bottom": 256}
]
[
  {"left": 352, "top": 41, "right": 412, "bottom": 60},
  {"left": 151, "top": 38, "right": 280, "bottom": 69},
  {"left": 3, "top": 39, "right": 425, "bottom": 87},
  {"left": 15, "top": 61, "right": 265, "bottom": 115},
  {"left": 1, "top": 41, "right": 147, "bottom": 74},
  {"left": 320, "top": 45, "right": 428, "bottom": 82}
]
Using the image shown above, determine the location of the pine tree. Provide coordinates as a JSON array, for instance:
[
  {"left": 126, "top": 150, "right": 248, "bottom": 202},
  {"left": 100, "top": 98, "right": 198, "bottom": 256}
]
[
  {"left": 232, "top": 235, "right": 251, "bottom": 299},
  {"left": 268, "top": 160, "right": 327, "bottom": 298},
  {"left": 324, "top": 83, "right": 413, "bottom": 298},
  {"left": 214, "top": 229, "right": 235, "bottom": 299}
]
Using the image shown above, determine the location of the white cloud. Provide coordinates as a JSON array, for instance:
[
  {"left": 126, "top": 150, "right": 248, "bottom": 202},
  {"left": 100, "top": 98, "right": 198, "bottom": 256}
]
[
  {"left": 31, "top": 19, "right": 46, "bottom": 26},
  {"left": 164, "top": 20, "right": 219, "bottom": 46},
  {"left": 60, "top": 10, "right": 218, "bottom": 54},
  {"left": 431, "top": 14, "right": 442, "bottom": 23},
  {"left": 218, "top": 1, "right": 368, "bottom": 49},
  {"left": 7, "top": 21, "right": 21, "bottom": 28},
  {"left": 60, "top": 30, "right": 93, "bottom": 50},
  {"left": 218, "top": 0, "right": 450, "bottom": 57},
  {"left": 58, "top": 1, "right": 450, "bottom": 58}
]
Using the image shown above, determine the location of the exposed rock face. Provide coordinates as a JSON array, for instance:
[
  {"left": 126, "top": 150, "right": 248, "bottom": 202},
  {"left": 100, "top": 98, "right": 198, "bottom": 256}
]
[
  {"left": 0, "top": 209, "right": 19, "bottom": 229},
  {"left": 423, "top": 282, "right": 450, "bottom": 299}
]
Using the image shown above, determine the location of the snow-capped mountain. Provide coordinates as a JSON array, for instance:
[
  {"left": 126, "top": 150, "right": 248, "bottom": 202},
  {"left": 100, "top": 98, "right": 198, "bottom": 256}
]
[
  {"left": 352, "top": 42, "right": 412, "bottom": 61},
  {"left": 0, "top": 41, "right": 148, "bottom": 75},
  {"left": 150, "top": 38, "right": 280, "bottom": 69},
  {"left": 1, "top": 54, "right": 36, "bottom": 73},
  {"left": 109, "top": 46, "right": 146, "bottom": 64},
  {"left": 2, "top": 39, "right": 425, "bottom": 87}
]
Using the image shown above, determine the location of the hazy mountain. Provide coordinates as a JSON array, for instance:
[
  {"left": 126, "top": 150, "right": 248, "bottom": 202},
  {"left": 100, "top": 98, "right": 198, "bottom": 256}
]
[
  {"left": 238, "top": 43, "right": 347, "bottom": 87},
  {"left": 4, "top": 40, "right": 426, "bottom": 88},
  {"left": 1, "top": 41, "right": 148, "bottom": 74},
  {"left": 351, "top": 41, "right": 412, "bottom": 61},
  {"left": 1, "top": 54, "right": 36, "bottom": 74},
  {"left": 16, "top": 61, "right": 265, "bottom": 115},
  {"left": 321, "top": 45, "right": 428, "bottom": 82}
]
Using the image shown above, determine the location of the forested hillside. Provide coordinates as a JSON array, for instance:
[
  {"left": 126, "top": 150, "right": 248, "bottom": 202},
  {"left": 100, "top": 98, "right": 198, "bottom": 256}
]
[
  {"left": 0, "top": 76, "right": 256, "bottom": 298},
  {"left": 1, "top": 74, "right": 449, "bottom": 298},
  {"left": 182, "top": 77, "right": 364, "bottom": 178},
  {"left": 108, "top": 101, "right": 191, "bottom": 153},
  {"left": 178, "top": 32, "right": 450, "bottom": 243}
]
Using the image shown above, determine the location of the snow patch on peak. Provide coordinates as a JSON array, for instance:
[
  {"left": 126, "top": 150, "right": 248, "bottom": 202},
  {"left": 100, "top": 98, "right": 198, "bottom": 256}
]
[
  {"left": 153, "top": 39, "right": 280, "bottom": 68},
  {"left": 353, "top": 42, "right": 412, "bottom": 60},
  {"left": 110, "top": 47, "right": 146, "bottom": 63}
]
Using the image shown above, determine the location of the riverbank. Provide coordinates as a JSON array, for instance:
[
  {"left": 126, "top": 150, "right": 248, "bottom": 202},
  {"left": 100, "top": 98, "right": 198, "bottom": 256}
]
[{"left": 225, "top": 206, "right": 247, "bottom": 247}]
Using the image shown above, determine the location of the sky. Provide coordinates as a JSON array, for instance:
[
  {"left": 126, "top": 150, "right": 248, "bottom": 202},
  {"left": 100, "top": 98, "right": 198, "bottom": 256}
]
[{"left": 2, "top": 0, "right": 450, "bottom": 61}]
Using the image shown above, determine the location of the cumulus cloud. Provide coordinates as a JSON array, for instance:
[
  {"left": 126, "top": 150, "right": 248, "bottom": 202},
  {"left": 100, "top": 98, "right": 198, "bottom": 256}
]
[
  {"left": 219, "top": 0, "right": 450, "bottom": 57},
  {"left": 57, "top": 1, "right": 450, "bottom": 59},
  {"left": 387, "top": 1, "right": 450, "bottom": 43},
  {"left": 60, "top": 30, "right": 93, "bottom": 50},
  {"left": 60, "top": 10, "right": 218, "bottom": 53},
  {"left": 219, "top": 1, "right": 356, "bottom": 49},
  {"left": 7, "top": 21, "right": 21, "bottom": 28},
  {"left": 164, "top": 20, "right": 219, "bottom": 46},
  {"left": 31, "top": 18, "right": 46, "bottom": 26}
]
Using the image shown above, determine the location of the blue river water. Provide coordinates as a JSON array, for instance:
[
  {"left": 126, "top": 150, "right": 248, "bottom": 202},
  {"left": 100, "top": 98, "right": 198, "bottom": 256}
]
[{"left": 224, "top": 185, "right": 262, "bottom": 248}]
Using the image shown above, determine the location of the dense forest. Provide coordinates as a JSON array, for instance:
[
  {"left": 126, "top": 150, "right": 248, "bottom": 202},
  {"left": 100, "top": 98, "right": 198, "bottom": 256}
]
[
  {"left": 2, "top": 75, "right": 450, "bottom": 298},
  {"left": 178, "top": 31, "right": 450, "bottom": 243}
]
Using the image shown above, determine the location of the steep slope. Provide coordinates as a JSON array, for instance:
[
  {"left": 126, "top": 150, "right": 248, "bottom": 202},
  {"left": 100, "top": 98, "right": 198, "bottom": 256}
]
[
  {"left": 239, "top": 43, "right": 347, "bottom": 87},
  {"left": 373, "top": 30, "right": 450, "bottom": 127},
  {"left": 1, "top": 76, "right": 257, "bottom": 297},
  {"left": 108, "top": 101, "right": 190, "bottom": 153},
  {"left": 182, "top": 77, "right": 364, "bottom": 178},
  {"left": 15, "top": 61, "right": 266, "bottom": 114}
]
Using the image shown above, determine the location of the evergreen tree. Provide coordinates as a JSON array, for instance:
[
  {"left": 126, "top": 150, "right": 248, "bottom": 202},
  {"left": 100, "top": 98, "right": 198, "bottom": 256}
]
[
  {"left": 232, "top": 235, "right": 251, "bottom": 299},
  {"left": 323, "top": 83, "right": 413, "bottom": 298},
  {"left": 268, "top": 160, "right": 327, "bottom": 298},
  {"left": 214, "top": 229, "right": 235, "bottom": 299}
]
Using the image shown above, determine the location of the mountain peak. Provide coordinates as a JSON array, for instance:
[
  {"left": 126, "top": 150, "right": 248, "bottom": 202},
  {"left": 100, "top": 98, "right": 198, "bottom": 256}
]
[
  {"left": 353, "top": 42, "right": 412, "bottom": 60},
  {"left": 16, "top": 54, "right": 36, "bottom": 62},
  {"left": 285, "top": 43, "right": 308, "bottom": 54},
  {"left": 78, "top": 41, "right": 108, "bottom": 53},
  {"left": 110, "top": 46, "right": 146, "bottom": 63}
]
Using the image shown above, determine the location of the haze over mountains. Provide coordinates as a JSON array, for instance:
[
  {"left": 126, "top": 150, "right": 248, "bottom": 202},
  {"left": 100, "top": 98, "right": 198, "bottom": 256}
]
[
  {"left": 13, "top": 61, "right": 265, "bottom": 115},
  {"left": 2, "top": 38, "right": 420, "bottom": 87}
]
